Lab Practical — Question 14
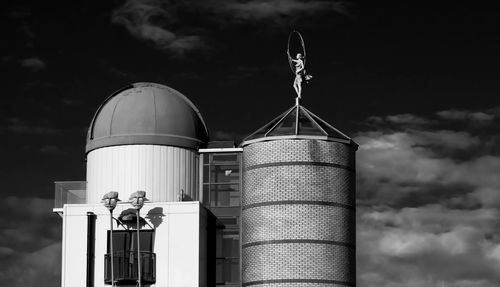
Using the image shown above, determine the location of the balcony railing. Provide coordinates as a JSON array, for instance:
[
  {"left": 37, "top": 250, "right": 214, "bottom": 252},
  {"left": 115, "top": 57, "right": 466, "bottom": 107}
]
[
  {"left": 54, "top": 181, "right": 86, "bottom": 209},
  {"left": 104, "top": 251, "right": 156, "bottom": 285}
]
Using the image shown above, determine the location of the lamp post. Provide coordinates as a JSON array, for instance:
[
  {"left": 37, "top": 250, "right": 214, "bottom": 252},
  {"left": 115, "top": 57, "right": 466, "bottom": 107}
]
[
  {"left": 129, "top": 191, "right": 147, "bottom": 287},
  {"left": 101, "top": 191, "right": 121, "bottom": 286}
]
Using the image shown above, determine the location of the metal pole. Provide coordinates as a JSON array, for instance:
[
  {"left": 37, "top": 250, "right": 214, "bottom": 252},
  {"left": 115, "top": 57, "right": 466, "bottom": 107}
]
[
  {"left": 128, "top": 190, "right": 146, "bottom": 287},
  {"left": 109, "top": 210, "right": 115, "bottom": 287},
  {"left": 102, "top": 191, "right": 120, "bottom": 286},
  {"left": 136, "top": 209, "right": 142, "bottom": 287},
  {"left": 86, "top": 212, "right": 96, "bottom": 287}
]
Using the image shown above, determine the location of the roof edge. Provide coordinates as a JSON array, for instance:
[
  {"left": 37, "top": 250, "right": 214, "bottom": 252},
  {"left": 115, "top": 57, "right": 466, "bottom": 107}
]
[
  {"left": 86, "top": 134, "right": 207, "bottom": 153},
  {"left": 241, "top": 135, "right": 358, "bottom": 149}
]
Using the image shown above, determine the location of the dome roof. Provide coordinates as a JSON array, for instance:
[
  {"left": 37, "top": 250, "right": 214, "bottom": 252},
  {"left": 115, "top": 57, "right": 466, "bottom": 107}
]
[{"left": 86, "top": 82, "right": 209, "bottom": 153}]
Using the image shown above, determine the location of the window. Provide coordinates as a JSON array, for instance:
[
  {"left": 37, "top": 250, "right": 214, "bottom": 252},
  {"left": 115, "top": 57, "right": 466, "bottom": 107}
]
[
  {"left": 105, "top": 230, "right": 155, "bottom": 285},
  {"left": 202, "top": 153, "right": 241, "bottom": 208},
  {"left": 201, "top": 150, "right": 242, "bottom": 286},
  {"left": 216, "top": 227, "right": 240, "bottom": 285},
  {"left": 107, "top": 230, "right": 154, "bottom": 253}
]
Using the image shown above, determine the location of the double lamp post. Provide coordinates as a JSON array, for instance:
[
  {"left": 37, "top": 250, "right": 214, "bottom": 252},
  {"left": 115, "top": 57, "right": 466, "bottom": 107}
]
[{"left": 102, "top": 191, "right": 148, "bottom": 287}]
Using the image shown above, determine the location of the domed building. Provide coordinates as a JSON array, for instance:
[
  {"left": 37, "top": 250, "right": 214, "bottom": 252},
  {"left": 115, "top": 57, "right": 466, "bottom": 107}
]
[
  {"left": 85, "top": 82, "right": 209, "bottom": 203},
  {"left": 86, "top": 82, "right": 208, "bottom": 153},
  {"left": 54, "top": 82, "right": 356, "bottom": 287},
  {"left": 57, "top": 83, "right": 225, "bottom": 287}
]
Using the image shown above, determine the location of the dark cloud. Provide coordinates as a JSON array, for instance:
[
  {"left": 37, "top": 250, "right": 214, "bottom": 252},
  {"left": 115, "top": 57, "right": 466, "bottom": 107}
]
[
  {"left": 356, "top": 106, "right": 500, "bottom": 286},
  {"left": 20, "top": 57, "right": 46, "bottom": 71},
  {"left": 437, "top": 109, "right": 495, "bottom": 122},
  {"left": 0, "top": 197, "right": 61, "bottom": 286},
  {"left": 384, "top": 113, "right": 435, "bottom": 125},
  {"left": 39, "top": 145, "right": 68, "bottom": 155},
  {"left": 4, "top": 117, "right": 62, "bottom": 135},
  {"left": 111, "top": 0, "right": 347, "bottom": 56},
  {"left": 111, "top": 0, "right": 210, "bottom": 56},
  {"left": 358, "top": 205, "right": 500, "bottom": 287},
  {"left": 356, "top": 128, "right": 499, "bottom": 206},
  {"left": 9, "top": 10, "right": 33, "bottom": 19},
  {"left": 0, "top": 242, "right": 61, "bottom": 286},
  {"left": 218, "top": 0, "right": 349, "bottom": 21}
]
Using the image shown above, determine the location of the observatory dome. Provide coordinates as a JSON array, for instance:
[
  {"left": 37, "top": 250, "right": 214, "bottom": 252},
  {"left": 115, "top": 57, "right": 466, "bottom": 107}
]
[{"left": 86, "top": 82, "right": 209, "bottom": 153}]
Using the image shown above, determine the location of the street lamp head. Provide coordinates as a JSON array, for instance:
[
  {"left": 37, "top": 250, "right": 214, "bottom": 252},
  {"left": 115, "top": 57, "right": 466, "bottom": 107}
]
[
  {"left": 129, "top": 190, "right": 148, "bottom": 210},
  {"left": 101, "top": 191, "right": 121, "bottom": 211}
]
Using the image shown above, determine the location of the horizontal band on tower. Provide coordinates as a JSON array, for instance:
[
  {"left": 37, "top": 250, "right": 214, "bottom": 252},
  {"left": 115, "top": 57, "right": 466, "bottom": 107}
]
[
  {"left": 242, "top": 200, "right": 355, "bottom": 211},
  {"left": 242, "top": 279, "right": 355, "bottom": 287},
  {"left": 244, "top": 161, "right": 355, "bottom": 172},
  {"left": 242, "top": 239, "right": 355, "bottom": 249}
]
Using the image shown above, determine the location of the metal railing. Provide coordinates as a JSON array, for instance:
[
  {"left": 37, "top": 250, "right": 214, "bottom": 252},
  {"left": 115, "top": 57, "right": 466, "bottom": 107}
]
[
  {"left": 104, "top": 251, "right": 156, "bottom": 285},
  {"left": 54, "top": 181, "right": 86, "bottom": 209}
]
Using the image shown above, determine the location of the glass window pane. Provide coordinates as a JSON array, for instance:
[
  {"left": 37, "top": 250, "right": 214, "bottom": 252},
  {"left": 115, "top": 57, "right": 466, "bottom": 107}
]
[
  {"left": 216, "top": 229, "right": 239, "bottom": 257},
  {"left": 267, "top": 108, "right": 297, "bottom": 136},
  {"left": 203, "top": 165, "right": 209, "bottom": 183},
  {"left": 215, "top": 258, "right": 240, "bottom": 283},
  {"left": 108, "top": 231, "right": 128, "bottom": 253},
  {"left": 210, "top": 165, "right": 240, "bottom": 184},
  {"left": 130, "top": 231, "right": 154, "bottom": 252},
  {"left": 210, "top": 184, "right": 240, "bottom": 207},
  {"left": 211, "top": 154, "right": 238, "bottom": 164},
  {"left": 297, "top": 109, "right": 326, "bottom": 136},
  {"left": 202, "top": 184, "right": 210, "bottom": 206}
]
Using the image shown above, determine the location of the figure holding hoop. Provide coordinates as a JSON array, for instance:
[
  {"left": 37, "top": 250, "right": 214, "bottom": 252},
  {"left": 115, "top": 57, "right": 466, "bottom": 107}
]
[
  {"left": 292, "top": 53, "right": 312, "bottom": 98},
  {"left": 287, "top": 31, "right": 312, "bottom": 99}
]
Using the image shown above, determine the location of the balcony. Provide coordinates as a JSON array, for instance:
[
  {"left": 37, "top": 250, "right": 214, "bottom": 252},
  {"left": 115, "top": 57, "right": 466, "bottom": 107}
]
[
  {"left": 53, "top": 181, "right": 86, "bottom": 213},
  {"left": 104, "top": 251, "right": 156, "bottom": 285}
]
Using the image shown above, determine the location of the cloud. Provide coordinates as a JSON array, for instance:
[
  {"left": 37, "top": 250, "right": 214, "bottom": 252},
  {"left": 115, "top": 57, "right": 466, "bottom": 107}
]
[
  {"left": 5, "top": 117, "right": 62, "bottom": 135},
  {"left": 0, "top": 197, "right": 61, "bottom": 286},
  {"left": 384, "top": 113, "right": 434, "bottom": 125},
  {"left": 0, "top": 242, "right": 61, "bottom": 286},
  {"left": 437, "top": 109, "right": 495, "bottom": 122},
  {"left": 39, "top": 145, "right": 68, "bottom": 155},
  {"left": 356, "top": 106, "right": 500, "bottom": 286},
  {"left": 356, "top": 128, "right": 499, "bottom": 208},
  {"left": 20, "top": 57, "right": 46, "bottom": 71},
  {"left": 357, "top": 206, "right": 500, "bottom": 287},
  {"left": 0, "top": 197, "right": 61, "bottom": 251},
  {"left": 111, "top": 0, "right": 348, "bottom": 56},
  {"left": 378, "top": 226, "right": 475, "bottom": 256},
  {"left": 220, "top": 0, "right": 349, "bottom": 21},
  {"left": 111, "top": 0, "right": 208, "bottom": 56}
]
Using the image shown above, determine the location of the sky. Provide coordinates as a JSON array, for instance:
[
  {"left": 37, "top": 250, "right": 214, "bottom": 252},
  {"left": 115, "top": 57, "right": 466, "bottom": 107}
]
[{"left": 1, "top": 0, "right": 500, "bottom": 286}]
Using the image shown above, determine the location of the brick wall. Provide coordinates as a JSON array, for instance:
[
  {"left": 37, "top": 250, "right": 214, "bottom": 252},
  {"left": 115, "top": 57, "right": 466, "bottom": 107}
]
[{"left": 242, "top": 139, "right": 356, "bottom": 287}]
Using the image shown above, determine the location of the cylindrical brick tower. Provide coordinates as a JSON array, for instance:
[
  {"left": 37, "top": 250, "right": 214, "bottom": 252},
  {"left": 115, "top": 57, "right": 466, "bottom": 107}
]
[{"left": 241, "top": 103, "right": 357, "bottom": 287}]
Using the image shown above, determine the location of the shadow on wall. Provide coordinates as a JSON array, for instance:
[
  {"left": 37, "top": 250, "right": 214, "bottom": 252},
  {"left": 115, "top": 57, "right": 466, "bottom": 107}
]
[
  {"left": 117, "top": 208, "right": 150, "bottom": 229},
  {"left": 146, "top": 207, "right": 165, "bottom": 228},
  {"left": 179, "top": 189, "right": 194, "bottom": 201},
  {"left": 307, "top": 140, "right": 322, "bottom": 162},
  {"left": 115, "top": 207, "right": 167, "bottom": 229}
]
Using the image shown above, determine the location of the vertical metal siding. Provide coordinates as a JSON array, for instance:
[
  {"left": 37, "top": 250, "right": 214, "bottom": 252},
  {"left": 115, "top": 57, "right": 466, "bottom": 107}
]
[{"left": 86, "top": 145, "right": 199, "bottom": 203}]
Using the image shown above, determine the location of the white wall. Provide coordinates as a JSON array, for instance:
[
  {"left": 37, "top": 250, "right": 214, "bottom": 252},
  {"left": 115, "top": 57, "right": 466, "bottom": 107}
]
[
  {"left": 86, "top": 145, "right": 199, "bottom": 204},
  {"left": 61, "top": 202, "right": 208, "bottom": 287}
]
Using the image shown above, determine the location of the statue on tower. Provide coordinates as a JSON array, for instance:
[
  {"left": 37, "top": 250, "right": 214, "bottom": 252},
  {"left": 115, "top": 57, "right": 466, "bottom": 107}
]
[{"left": 288, "top": 31, "right": 312, "bottom": 99}]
